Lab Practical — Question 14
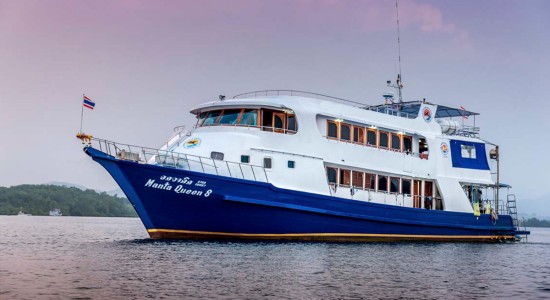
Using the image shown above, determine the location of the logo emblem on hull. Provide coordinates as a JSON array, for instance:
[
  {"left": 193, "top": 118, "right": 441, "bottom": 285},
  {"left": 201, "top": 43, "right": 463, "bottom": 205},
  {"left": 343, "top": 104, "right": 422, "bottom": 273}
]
[
  {"left": 184, "top": 138, "right": 201, "bottom": 149},
  {"left": 441, "top": 142, "right": 449, "bottom": 156},
  {"left": 423, "top": 107, "right": 432, "bottom": 122}
]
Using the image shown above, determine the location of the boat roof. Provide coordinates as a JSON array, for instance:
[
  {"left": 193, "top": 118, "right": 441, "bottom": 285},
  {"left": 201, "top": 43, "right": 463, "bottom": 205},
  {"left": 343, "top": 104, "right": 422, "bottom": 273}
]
[
  {"left": 193, "top": 90, "right": 480, "bottom": 119},
  {"left": 369, "top": 101, "right": 480, "bottom": 119}
]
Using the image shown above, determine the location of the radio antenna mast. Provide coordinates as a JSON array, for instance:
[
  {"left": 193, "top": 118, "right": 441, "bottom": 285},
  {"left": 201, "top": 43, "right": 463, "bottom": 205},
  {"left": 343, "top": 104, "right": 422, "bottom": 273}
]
[
  {"left": 395, "top": 0, "right": 403, "bottom": 103},
  {"left": 385, "top": 0, "right": 405, "bottom": 105}
]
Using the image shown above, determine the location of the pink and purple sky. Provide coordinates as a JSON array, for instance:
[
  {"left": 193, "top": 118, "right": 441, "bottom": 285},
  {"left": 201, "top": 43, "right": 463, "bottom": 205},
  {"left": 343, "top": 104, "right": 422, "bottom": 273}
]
[{"left": 1, "top": 0, "right": 549, "bottom": 214}]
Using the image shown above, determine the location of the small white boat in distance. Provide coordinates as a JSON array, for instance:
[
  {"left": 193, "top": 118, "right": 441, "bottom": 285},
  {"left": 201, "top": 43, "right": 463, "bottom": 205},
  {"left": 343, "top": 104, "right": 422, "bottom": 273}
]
[
  {"left": 49, "top": 208, "right": 62, "bottom": 216},
  {"left": 17, "top": 210, "right": 32, "bottom": 216}
]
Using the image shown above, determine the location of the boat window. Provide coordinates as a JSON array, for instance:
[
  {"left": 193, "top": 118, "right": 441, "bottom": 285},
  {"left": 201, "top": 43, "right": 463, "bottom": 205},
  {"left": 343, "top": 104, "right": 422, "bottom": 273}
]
[
  {"left": 288, "top": 160, "right": 295, "bottom": 168},
  {"left": 379, "top": 131, "right": 389, "bottom": 149},
  {"left": 202, "top": 111, "right": 221, "bottom": 126},
  {"left": 326, "top": 167, "right": 337, "bottom": 184},
  {"left": 287, "top": 115, "right": 297, "bottom": 133},
  {"left": 391, "top": 134, "right": 401, "bottom": 151},
  {"left": 378, "top": 175, "right": 388, "bottom": 192},
  {"left": 402, "top": 179, "right": 411, "bottom": 195},
  {"left": 327, "top": 121, "right": 338, "bottom": 139},
  {"left": 241, "top": 155, "right": 250, "bottom": 163},
  {"left": 390, "top": 177, "right": 400, "bottom": 193},
  {"left": 263, "top": 157, "right": 272, "bottom": 169},
  {"left": 218, "top": 109, "right": 241, "bottom": 125},
  {"left": 419, "top": 138, "right": 429, "bottom": 159},
  {"left": 273, "top": 113, "right": 285, "bottom": 132},
  {"left": 262, "top": 110, "right": 273, "bottom": 130},
  {"left": 341, "top": 124, "right": 351, "bottom": 141},
  {"left": 403, "top": 136, "right": 412, "bottom": 154},
  {"left": 461, "top": 144, "right": 477, "bottom": 159},
  {"left": 364, "top": 173, "right": 376, "bottom": 190},
  {"left": 339, "top": 169, "right": 351, "bottom": 186},
  {"left": 352, "top": 171, "right": 363, "bottom": 188},
  {"left": 367, "top": 129, "right": 377, "bottom": 146},
  {"left": 211, "top": 151, "right": 224, "bottom": 161},
  {"left": 353, "top": 127, "right": 365, "bottom": 144},
  {"left": 240, "top": 109, "right": 258, "bottom": 126},
  {"left": 198, "top": 112, "right": 208, "bottom": 125}
]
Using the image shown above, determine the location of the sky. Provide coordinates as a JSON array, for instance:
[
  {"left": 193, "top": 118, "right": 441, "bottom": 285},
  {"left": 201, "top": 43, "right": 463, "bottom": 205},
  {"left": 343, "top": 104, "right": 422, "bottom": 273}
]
[{"left": 1, "top": 0, "right": 549, "bottom": 214}]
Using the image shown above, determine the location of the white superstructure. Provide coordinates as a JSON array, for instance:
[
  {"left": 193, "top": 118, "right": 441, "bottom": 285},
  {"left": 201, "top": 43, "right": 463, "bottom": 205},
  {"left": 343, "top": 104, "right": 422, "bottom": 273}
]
[{"left": 165, "top": 91, "right": 499, "bottom": 214}]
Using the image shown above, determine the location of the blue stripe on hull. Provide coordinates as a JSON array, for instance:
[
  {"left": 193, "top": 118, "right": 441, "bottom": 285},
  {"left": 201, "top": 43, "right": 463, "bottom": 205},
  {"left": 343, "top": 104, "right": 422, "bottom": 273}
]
[{"left": 86, "top": 147, "right": 519, "bottom": 241}]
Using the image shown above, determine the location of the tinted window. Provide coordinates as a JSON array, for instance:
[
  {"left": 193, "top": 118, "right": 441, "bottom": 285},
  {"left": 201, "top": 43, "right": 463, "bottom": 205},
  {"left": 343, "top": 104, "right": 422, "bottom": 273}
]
[
  {"left": 240, "top": 110, "right": 257, "bottom": 126},
  {"left": 353, "top": 127, "right": 364, "bottom": 143},
  {"left": 403, "top": 137, "right": 412, "bottom": 153},
  {"left": 198, "top": 112, "right": 208, "bottom": 125},
  {"left": 391, "top": 134, "right": 401, "bottom": 151},
  {"left": 352, "top": 171, "right": 363, "bottom": 188},
  {"left": 263, "top": 157, "right": 272, "bottom": 169},
  {"left": 378, "top": 176, "right": 388, "bottom": 192},
  {"left": 402, "top": 179, "right": 411, "bottom": 195},
  {"left": 379, "top": 132, "right": 389, "bottom": 148},
  {"left": 202, "top": 111, "right": 221, "bottom": 126},
  {"left": 287, "top": 115, "right": 297, "bottom": 132},
  {"left": 288, "top": 160, "right": 295, "bottom": 168},
  {"left": 367, "top": 130, "right": 377, "bottom": 145},
  {"left": 327, "top": 167, "right": 337, "bottom": 183},
  {"left": 339, "top": 169, "right": 350, "bottom": 186},
  {"left": 218, "top": 109, "right": 241, "bottom": 125},
  {"left": 241, "top": 155, "right": 250, "bottom": 163},
  {"left": 274, "top": 114, "right": 284, "bottom": 129},
  {"left": 328, "top": 122, "right": 338, "bottom": 138},
  {"left": 211, "top": 151, "right": 224, "bottom": 161},
  {"left": 341, "top": 124, "right": 351, "bottom": 141},
  {"left": 390, "top": 177, "right": 400, "bottom": 193},
  {"left": 365, "top": 173, "right": 375, "bottom": 189}
]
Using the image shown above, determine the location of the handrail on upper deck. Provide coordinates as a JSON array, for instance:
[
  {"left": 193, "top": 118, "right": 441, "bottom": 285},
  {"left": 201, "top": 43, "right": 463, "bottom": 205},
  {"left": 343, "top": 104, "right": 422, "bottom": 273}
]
[{"left": 233, "top": 90, "right": 368, "bottom": 107}]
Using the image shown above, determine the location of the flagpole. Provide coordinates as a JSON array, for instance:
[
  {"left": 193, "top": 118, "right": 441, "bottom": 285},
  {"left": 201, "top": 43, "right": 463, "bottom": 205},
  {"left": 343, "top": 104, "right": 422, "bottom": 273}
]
[{"left": 80, "top": 93, "right": 84, "bottom": 133}]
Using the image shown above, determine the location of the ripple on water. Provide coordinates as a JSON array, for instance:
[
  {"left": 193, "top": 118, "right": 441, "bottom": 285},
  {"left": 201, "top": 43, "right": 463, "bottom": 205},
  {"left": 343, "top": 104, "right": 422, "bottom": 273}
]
[{"left": 1, "top": 216, "right": 549, "bottom": 299}]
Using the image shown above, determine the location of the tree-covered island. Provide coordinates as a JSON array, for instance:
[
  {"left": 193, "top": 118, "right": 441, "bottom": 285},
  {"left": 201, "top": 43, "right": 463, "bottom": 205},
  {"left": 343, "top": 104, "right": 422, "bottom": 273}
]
[{"left": 0, "top": 184, "right": 137, "bottom": 217}]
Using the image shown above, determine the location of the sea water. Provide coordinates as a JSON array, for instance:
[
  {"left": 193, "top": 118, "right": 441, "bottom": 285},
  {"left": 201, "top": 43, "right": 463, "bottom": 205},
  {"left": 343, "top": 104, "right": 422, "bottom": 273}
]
[{"left": 1, "top": 216, "right": 549, "bottom": 299}]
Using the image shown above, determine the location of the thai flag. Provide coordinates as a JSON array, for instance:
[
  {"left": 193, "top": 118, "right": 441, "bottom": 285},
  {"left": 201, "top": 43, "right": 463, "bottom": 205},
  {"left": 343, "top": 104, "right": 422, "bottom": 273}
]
[
  {"left": 460, "top": 106, "right": 468, "bottom": 119},
  {"left": 83, "top": 95, "right": 95, "bottom": 110}
]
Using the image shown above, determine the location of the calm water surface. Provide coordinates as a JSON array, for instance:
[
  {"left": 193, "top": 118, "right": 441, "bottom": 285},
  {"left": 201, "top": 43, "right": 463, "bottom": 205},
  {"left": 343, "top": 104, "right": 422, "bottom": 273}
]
[{"left": 1, "top": 216, "right": 549, "bottom": 299}]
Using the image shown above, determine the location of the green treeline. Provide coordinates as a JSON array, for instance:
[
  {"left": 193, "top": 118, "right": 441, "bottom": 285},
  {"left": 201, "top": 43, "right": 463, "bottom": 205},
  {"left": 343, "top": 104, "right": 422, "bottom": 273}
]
[
  {"left": 523, "top": 218, "right": 550, "bottom": 228},
  {"left": 0, "top": 184, "right": 137, "bottom": 217}
]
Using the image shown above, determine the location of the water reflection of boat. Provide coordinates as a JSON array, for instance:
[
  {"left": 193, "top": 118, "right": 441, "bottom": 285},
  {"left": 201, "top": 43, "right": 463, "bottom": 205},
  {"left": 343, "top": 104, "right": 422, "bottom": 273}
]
[
  {"left": 17, "top": 210, "right": 32, "bottom": 216},
  {"left": 49, "top": 208, "right": 62, "bottom": 216}
]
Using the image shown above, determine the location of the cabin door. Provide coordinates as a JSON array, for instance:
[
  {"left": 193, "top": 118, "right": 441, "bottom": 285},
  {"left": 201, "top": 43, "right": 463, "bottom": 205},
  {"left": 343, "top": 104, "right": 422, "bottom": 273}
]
[
  {"left": 273, "top": 113, "right": 286, "bottom": 133},
  {"left": 413, "top": 180, "right": 421, "bottom": 208}
]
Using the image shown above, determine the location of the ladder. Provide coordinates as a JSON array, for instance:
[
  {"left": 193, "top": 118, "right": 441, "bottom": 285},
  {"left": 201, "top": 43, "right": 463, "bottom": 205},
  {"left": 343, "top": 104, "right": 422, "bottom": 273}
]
[
  {"left": 507, "top": 194, "right": 528, "bottom": 242},
  {"left": 507, "top": 194, "right": 519, "bottom": 229}
]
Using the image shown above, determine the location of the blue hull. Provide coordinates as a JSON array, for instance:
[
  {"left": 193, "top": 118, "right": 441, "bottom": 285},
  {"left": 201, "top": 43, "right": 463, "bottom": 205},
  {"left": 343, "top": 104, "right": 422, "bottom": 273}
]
[{"left": 86, "top": 147, "right": 524, "bottom": 242}]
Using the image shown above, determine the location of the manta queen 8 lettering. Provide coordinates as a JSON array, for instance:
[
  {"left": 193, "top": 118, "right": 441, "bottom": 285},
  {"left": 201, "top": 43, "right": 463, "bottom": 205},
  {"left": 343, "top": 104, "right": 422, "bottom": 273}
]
[{"left": 144, "top": 176, "right": 212, "bottom": 197}]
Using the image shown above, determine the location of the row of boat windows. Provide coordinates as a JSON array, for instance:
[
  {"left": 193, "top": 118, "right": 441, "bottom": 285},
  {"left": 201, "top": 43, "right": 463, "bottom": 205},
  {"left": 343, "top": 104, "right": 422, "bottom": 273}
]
[
  {"left": 326, "top": 120, "right": 429, "bottom": 157},
  {"left": 211, "top": 152, "right": 295, "bottom": 169},
  {"left": 326, "top": 167, "right": 433, "bottom": 196},
  {"left": 198, "top": 108, "right": 297, "bottom": 134}
]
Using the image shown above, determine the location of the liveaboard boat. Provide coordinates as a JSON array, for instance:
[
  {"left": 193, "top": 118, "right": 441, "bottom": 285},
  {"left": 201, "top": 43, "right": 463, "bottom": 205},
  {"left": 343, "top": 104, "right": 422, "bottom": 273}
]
[{"left": 78, "top": 83, "right": 529, "bottom": 242}]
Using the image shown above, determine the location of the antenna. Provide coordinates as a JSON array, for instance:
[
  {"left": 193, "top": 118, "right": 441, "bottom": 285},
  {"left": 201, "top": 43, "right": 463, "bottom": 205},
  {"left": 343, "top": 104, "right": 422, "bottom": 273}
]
[{"left": 395, "top": 0, "right": 403, "bottom": 103}]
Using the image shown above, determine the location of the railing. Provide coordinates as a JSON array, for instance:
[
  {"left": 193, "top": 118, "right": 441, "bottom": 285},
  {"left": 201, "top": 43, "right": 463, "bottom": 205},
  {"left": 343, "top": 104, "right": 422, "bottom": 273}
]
[
  {"left": 453, "top": 125, "right": 481, "bottom": 138},
  {"left": 362, "top": 106, "right": 416, "bottom": 119},
  {"left": 233, "top": 90, "right": 418, "bottom": 120},
  {"left": 87, "top": 138, "right": 269, "bottom": 183},
  {"left": 233, "top": 90, "right": 368, "bottom": 107}
]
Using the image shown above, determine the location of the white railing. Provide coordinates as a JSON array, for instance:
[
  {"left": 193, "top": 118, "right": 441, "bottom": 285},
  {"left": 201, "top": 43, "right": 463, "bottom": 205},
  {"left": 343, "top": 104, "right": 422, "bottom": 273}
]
[{"left": 86, "top": 138, "right": 269, "bottom": 183}]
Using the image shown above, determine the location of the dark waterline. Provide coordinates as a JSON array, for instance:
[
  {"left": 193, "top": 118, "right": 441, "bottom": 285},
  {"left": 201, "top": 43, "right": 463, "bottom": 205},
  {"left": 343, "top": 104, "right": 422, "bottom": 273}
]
[{"left": 1, "top": 216, "right": 549, "bottom": 299}]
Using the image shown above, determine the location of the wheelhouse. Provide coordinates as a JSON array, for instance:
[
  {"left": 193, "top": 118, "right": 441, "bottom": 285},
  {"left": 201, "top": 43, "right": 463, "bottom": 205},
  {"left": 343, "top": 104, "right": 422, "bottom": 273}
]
[{"left": 195, "top": 107, "right": 297, "bottom": 134}]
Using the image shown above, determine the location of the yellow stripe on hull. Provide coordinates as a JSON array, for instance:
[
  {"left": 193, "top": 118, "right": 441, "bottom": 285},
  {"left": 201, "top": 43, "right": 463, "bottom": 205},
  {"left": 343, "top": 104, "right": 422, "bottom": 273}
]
[{"left": 148, "top": 229, "right": 516, "bottom": 242}]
